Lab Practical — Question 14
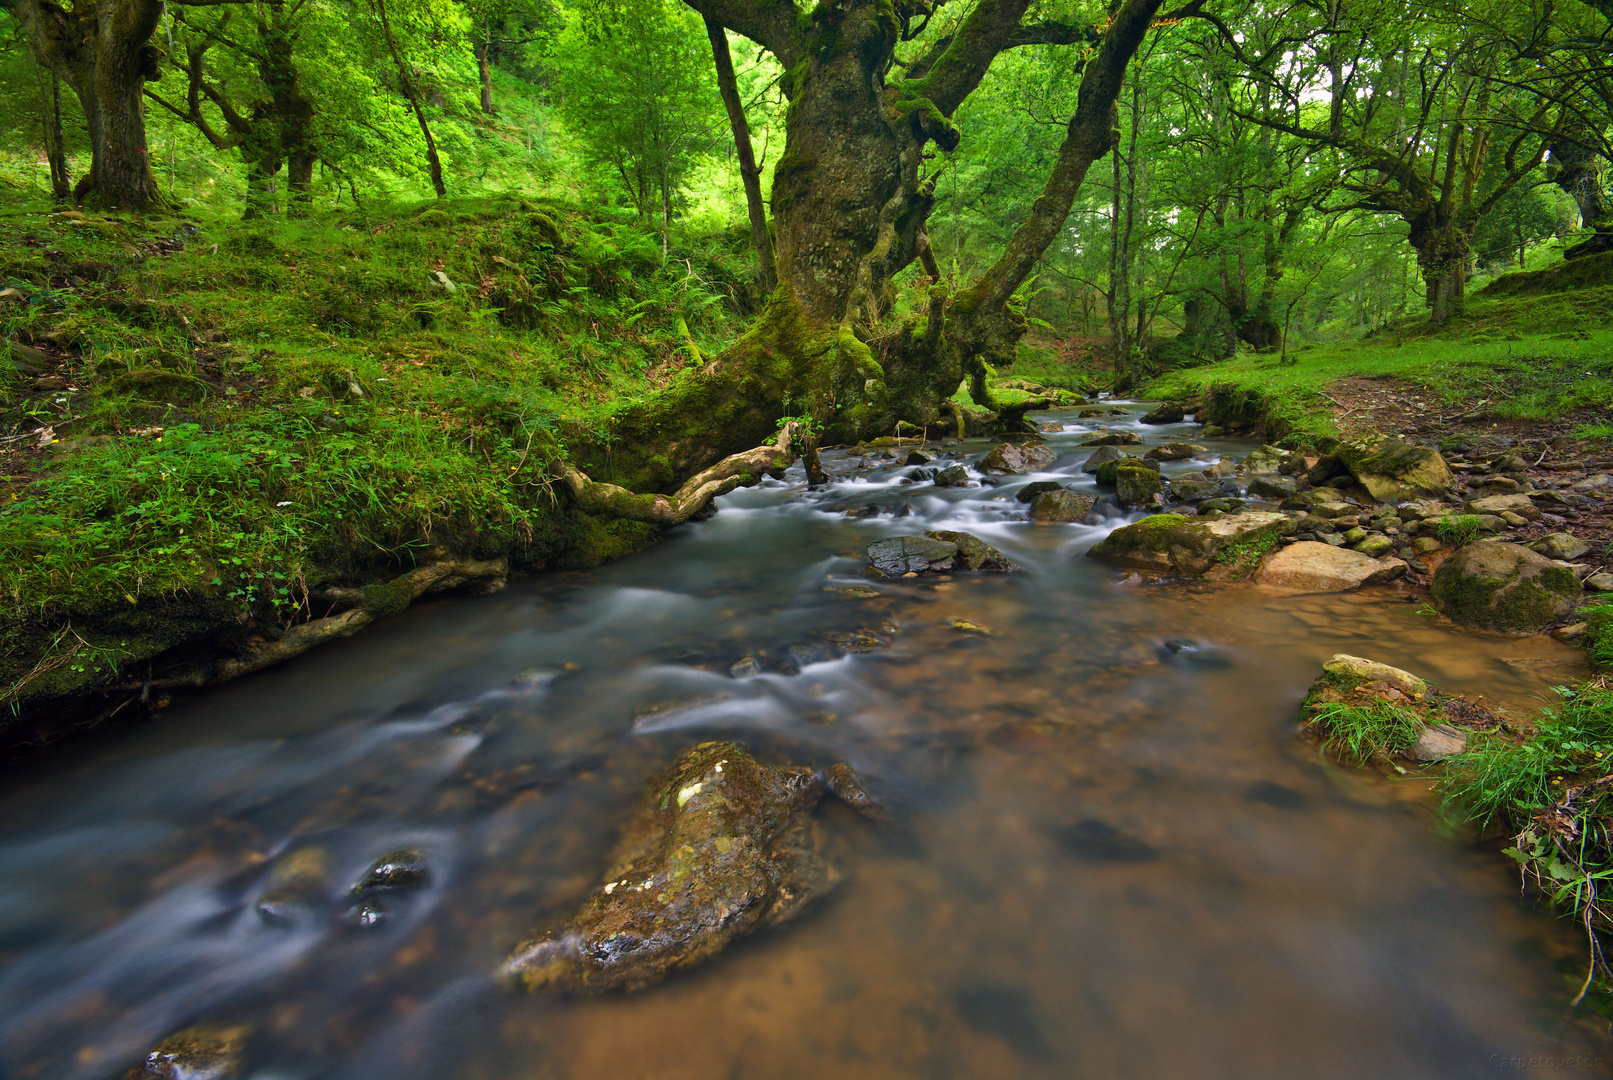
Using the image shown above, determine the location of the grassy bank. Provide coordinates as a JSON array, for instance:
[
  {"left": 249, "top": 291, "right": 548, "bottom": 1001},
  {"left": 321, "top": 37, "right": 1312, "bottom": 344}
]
[
  {"left": 1141, "top": 276, "right": 1613, "bottom": 439},
  {"left": 1, "top": 196, "right": 759, "bottom": 727}
]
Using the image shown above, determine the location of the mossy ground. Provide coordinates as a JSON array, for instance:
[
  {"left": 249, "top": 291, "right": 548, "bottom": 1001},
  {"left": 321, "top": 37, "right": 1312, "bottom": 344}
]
[
  {"left": 1141, "top": 282, "right": 1613, "bottom": 437},
  {"left": 1, "top": 195, "right": 761, "bottom": 719}
]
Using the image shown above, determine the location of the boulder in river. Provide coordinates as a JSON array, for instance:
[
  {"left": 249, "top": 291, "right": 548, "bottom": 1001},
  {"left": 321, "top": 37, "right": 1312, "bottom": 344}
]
[
  {"left": 1079, "top": 431, "right": 1143, "bottom": 447},
  {"left": 1166, "top": 477, "right": 1221, "bottom": 502},
  {"left": 1094, "top": 455, "right": 1159, "bottom": 486},
  {"left": 1238, "top": 444, "right": 1294, "bottom": 475},
  {"left": 1081, "top": 445, "right": 1124, "bottom": 473},
  {"left": 935, "top": 464, "right": 971, "bottom": 486},
  {"left": 1144, "top": 443, "right": 1206, "bottom": 461},
  {"left": 1253, "top": 541, "right": 1407, "bottom": 593},
  {"left": 1246, "top": 475, "right": 1297, "bottom": 500},
  {"left": 905, "top": 448, "right": 936, "bottom": 465},
  {"left": 867, "top": 535, "right": 958, "bottom": 576},
  {"left": 1017, "top": 480, "right": 1066, "bottom": 503},
  {"left": 1116, "top": 465, "right": 1163, "bottom": 508},
  {"left": 927, "top": 530, "right": 1025, "bottom": 572},
  {"left": 1338, "top": 438, "right": 1453, "bottom": 501},
  {"left": 1086, "top": 511, "right": 1296, "bottom": 576},
  {"left": 979, "top": 441, "right": 1057, "bottom": 474},
  {"left": 504, "top": 741, "right": 877, "bottom": 994},
  {"left": 1139, "top": 402, "right": 1185, "bottom": 424},
  {"left": 1430, "top": 541, "right": 1583, "bottom": 633},
  {"left": 1030, "top": 489, "right": 1098, "bottom": 523}
]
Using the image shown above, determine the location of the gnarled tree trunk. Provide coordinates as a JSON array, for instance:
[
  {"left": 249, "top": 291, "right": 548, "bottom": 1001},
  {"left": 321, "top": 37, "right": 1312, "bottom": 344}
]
[{"left": 592, "top": 0, "right": 1163, "bottom": 494}]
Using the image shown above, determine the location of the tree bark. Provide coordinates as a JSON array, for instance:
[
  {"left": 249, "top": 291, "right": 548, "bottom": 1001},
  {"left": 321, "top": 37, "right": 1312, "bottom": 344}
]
[
  {"left": 374, "top": 0, "right": 447, "bottom": 197},
  {"left": 42, "top": 70, "right": 73, "bottom": 199},
  {"left": 705, "top": 17, "right": 776, "bottom": 292},
  {"left": 477, "top": 22, "right": 495, "bottom": 114}
]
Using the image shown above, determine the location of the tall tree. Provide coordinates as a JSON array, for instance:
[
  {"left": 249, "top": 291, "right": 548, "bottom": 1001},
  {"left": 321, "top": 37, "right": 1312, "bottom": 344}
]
[{"left": 705, "top": 16, "right": 775, "bottom": 291}]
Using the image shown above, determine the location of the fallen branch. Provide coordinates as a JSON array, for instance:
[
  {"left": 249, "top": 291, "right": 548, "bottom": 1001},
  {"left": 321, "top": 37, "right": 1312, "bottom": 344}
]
[{"left": 558, "top": 421, "right": 805, "bottom": 524}]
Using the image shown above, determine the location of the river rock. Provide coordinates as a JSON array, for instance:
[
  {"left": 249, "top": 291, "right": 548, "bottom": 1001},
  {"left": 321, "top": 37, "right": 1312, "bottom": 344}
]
[
  {"left": 1086, "top": 511, "right": 1296, "bottom": 576},
  {"left": 1430, "top": 541, "right": 1583, "bottom": 633},
  {"left": 1197, "top": 497, "right": 1244, "bottom": 513},
  {"left": 1017, "top": 480, "right": 1066, "bottom": 502},
  {"left": 1246, "top": 475, "right": 1298, "bottom": 500},
  {"left": 1079, "top": 431, "right": 1143, "bottom": 447},
  {"left": 1239, "top": 445, "right": 1294, "bottom": 475},
  {"left": 1254, "top": 541, "right": 1408, "bottom": 593},
  {"left": 504, "top": 741, "right": 876, "bottom": 993},
  {"left": 980, "top": 441, "right": 1057, "bottom": 474},
  {"left": 1338, "top": 438, "right": 1453, "bottom": 501},
  {"left": 1322, "top": 654, "right": 1429, "bottom": 699},
  {"left": 1406, "top": 724, "right": 1468, "bottom": 762},
  {"left": 123, "top": 1024, "right": 251, "bottom": 1080},
  {"left": 1166, "top": 478, "right": 1221, "bottom": 502},
  {"left": 1571, "top": 472, "right": 1612, "bottom": 491},
  {"left": 1081, "top": 445, "right": 1124, "bottom": 473},
  {"left": 1464, "top": 493, "right": 1541, "bottom": 521},
  {"left": 1139, "top": 402, "right": 1185, "bottom": 424},
  {"left": 935, "top": 464, "right": 970, "bottom": 486},
  {"left": 1094, "top": 455, "right": 1159, "bottom": 486},
  {"left": 1585, "top": 572, "right": 1613, "bottom": 593},
  {"left": 867, "top": 535, "right": 957, "bottom": 576},
  {"left": 353, "top": 848, "right": 431, "bottom": 894},
  {"left": 1116, "top": 465, "right": 1163, "bottom": 508},
  {"left": 1354, "top": 534, "right": 1395, "bottom": 557},
  {"left": 926, "top": 530, "right": 1024, "bottom": 571},
  {"left": 1031, "top": 489, "right": 1098, "bottom": 523},
  {"left": 905, "top": 449, "right": 936, "bottom": 465},
  {"left": 1144, "top": 443, "right": 1206, "bottom": 461}
]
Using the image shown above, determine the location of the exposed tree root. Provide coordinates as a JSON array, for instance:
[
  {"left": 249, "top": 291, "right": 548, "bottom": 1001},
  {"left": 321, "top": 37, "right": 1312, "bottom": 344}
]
[{"left": 558, "top": 421, "right": 805, "bottom": 523}]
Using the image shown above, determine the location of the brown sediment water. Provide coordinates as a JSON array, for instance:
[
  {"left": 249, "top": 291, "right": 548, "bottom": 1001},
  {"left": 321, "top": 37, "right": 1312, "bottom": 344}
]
[{"left": 0, "top": 405, "right": 1604, "bottom": 1080}]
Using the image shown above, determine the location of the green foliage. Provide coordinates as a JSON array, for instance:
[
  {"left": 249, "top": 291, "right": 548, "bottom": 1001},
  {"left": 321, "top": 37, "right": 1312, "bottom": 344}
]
[
  {"left": 1584, "top": 600, "right": 1613, "bottom": 672},
  {"left": 1305, "top": 698, "right": 1427, "bottom": 759},
  {"left": 1435, "top": 514, "right": 1488, "bottom": 548}
]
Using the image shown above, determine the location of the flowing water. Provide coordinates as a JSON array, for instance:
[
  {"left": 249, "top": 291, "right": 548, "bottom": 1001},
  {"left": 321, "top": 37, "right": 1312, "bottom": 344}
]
[{"left": 1, "top": 405, "right": 1606, "bottom": 1080}]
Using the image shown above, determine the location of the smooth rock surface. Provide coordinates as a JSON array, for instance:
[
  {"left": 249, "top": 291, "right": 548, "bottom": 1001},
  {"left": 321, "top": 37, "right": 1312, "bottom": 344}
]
[
  {"left": 980, "top": 441, "right": 1058, "bottom": 474},
  {"left": 1431, "top": 541, "right": 1583, "bottom": 633},
  {"left": 1086, "top": 511, "right": 1296, "bottom": 576},
  {"left": 927, "top": 530, "right": 1025, "bottom": 572},
  {"left": 1254, "top": 541, "right": 1408, "bottom": 593},
  {"left": 1031, "top": 489, "right": 1098, "bottom": 523},
  {"left": 867, "top": 536, "right": 957, "bottom": 576}
]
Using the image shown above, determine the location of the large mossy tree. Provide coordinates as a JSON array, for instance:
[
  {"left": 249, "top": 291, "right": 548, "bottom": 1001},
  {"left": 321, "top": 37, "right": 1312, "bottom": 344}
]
[{"left": 590, "top": 0, "right": 1186, "bottom": 494}]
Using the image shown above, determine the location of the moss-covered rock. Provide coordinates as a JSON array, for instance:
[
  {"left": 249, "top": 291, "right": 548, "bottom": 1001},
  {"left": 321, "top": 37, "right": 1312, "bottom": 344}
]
[
  {"left": 1086, "top": 511, "right": 1296, "bottom": 576},
  {"left": 1115, "top": 464, "right": 1163, "bottom": 508},
  {"left": 1431, "top": 541, "right": 1583, "bottom": 633},
  {"left": 978, "top": 440, "right": 1056, "bottom": 474},
  {"left": 1337, "top": 438, "right": 1453, "bottom": 501}
]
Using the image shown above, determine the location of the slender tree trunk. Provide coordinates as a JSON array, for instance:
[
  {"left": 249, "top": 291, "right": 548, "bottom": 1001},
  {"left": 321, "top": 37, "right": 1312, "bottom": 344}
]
[
  {"left": 704, "top": 17, "right": 775, "bottom": 292},
  {"left": 477, "top": 22, "right": 495, "bottom": 114},
  {"left": 374, "top": 0, "right": 446, "bottom": 197},
  {"left": 287, "top": 151, "right": 316, "bottom": 218},
  {"left": 44, "top": 72, "right": 72, "bottom": 198}
]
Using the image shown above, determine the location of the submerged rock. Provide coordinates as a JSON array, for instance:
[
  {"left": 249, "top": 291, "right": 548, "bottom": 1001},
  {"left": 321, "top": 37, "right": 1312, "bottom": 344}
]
[
  {"left": 1086, "top": 511, "right": 1296, "bottom": 576},
  {"left": 867, "top": 535, "right": 957, "bottom": 576},
  {"left": 1253, "top": 541, "right": 1407, "bottom": 593},
  {"left": 1030, "top": 489, "right": 1098, "bottom": 523},
  {"left": 123, "top": 1024, "right": 251, "bottom": 1080},
  {"left": 926, "top": 530, "right": 1025, "bottom": 572},
  {"left": 353, "top": 848, "right": 431, "bottom": 894},
  {"left": 1431, "top": 541, "right": 1583, "bottom": 633},
  {"left": 504, "top": 741, "right": 876, "bottom": 994},
  {"left": 979, "top": 441, "right": 1057, "bottom": 474}
]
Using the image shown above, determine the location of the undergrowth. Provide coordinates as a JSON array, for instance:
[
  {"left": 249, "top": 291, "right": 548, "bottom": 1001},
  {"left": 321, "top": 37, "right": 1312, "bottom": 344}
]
[{"left": 1305, "top": 699, "right": 1427, "bottom": 758}]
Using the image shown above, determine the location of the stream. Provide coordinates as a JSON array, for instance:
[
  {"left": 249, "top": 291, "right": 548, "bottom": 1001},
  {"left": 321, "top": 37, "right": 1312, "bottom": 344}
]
[{"left": 1, "top": 403, "right": 1606, "bottom": 1080}]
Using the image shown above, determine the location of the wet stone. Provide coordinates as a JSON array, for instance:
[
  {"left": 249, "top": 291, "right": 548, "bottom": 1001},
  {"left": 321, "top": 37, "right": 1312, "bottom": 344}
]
[
  {"left": 124, "top": 1024, "right": 251, "bottom": 1080},
  {"left": 504, "top": 741, "right": 878, "bottom": 994},
  {"left": 1057, "top": 819, "right": 1158, "bottom": 862},
  {"left": 1017, "top": 480, "right": 1066, "bottom": 503},
  {"left": 935, "top": 464, "right": 971, "bottom": 486},
  {"left": 926, "top": 530, "right": 1024, "bottom": 572},
  {"left": 354, "top": 848, "right": 430, "bottom": 894},
  {"left": 868, "top": 535, "right": 958, "bottom": 576},
  {"left": 1080, "top": 431, "right": 1143, "bottom": 447},
  {"left": 979, "top": 441, "right": 1058, "bottom": 475},
  {"left": 1139, "top": 402, "right": 1186, "bottom": 425},
  {"left": 1030, "top": 489, "right": 1098, "bottom": 523}
]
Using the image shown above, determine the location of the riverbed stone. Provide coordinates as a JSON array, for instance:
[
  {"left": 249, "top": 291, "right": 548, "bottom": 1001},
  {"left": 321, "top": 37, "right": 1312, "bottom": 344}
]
[
  {"left": 1247, "top": 475, "right": 1298, "bottom": 500},
  {"left": 1086, "top": 511, "right": 1296, "bottom": 576},
  {"left": 1571, "top": 472, "right": 1612, "bottom": 491},
  {"left": 980, "top": 440, "right": 1058, "bottom": 474},
  {"left": 1144, "top": 442, "right": 1205, "bottom": 461},
  {"left": 1116, "top": 465, "right": 1164, "bottom": 508},
  {"left": 905, "top": 449, "right": 936, "bottom": 465},
  {"left": 867, "top": 535, "right": 958, "bottom": 576},
  {"left": 927, "top": 530, "right": 1025, "bottom": 572},
  {"left": 1431, "top": 541, "right": 1583, "bottom": 633},
  {"left": 1017, "top": 480, "right": 1066, "bottom": 502},
  {"left": 1166, "top": 477, "right": 1221, "bottom": 502},
  {"left": 1080, "top": 445, "right": 1124, "bottom": 474},
  {"left": 1080, "top": 431, "right": 1143, "bottom": 447},
  {"left": 1094, "top": 455, "right": 1159, "bottom": 486},
  {"left": 1465, "top": 493, "right": 1542, "bottom": 521},
  {"left": 124, "top": 1024, "right": 251, "bottom": 1080},
  {"left": 934, "top": 464, "right": 970, "bottom": 486},
  {"left": 1139, "top": 402, "right": 1186, "bottom": 424},
  {"left": 1198, "top": 497, "right": 1244, "bottom": 513},
  {"left": 1354, "top": 535, "right": 1395, "bottom": 557},
  {"left": 1254, "top": 541, "right": 1408, "bottom": 593},
  {"left": 1338, "top": 438, "right": 1453, "bottom": 501},
  {"left": 1406, "top": 724, "right": 1468, "bottom": 761},
  {"left": 1030, "top": 489, "right": 1098, "bottom": 523},
  {"left": 1239, "top": 444, "right": 1293, "bottom": 474},
  {"left": 1585, "top": 572, "right": 1613, "bottom": 592}
]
